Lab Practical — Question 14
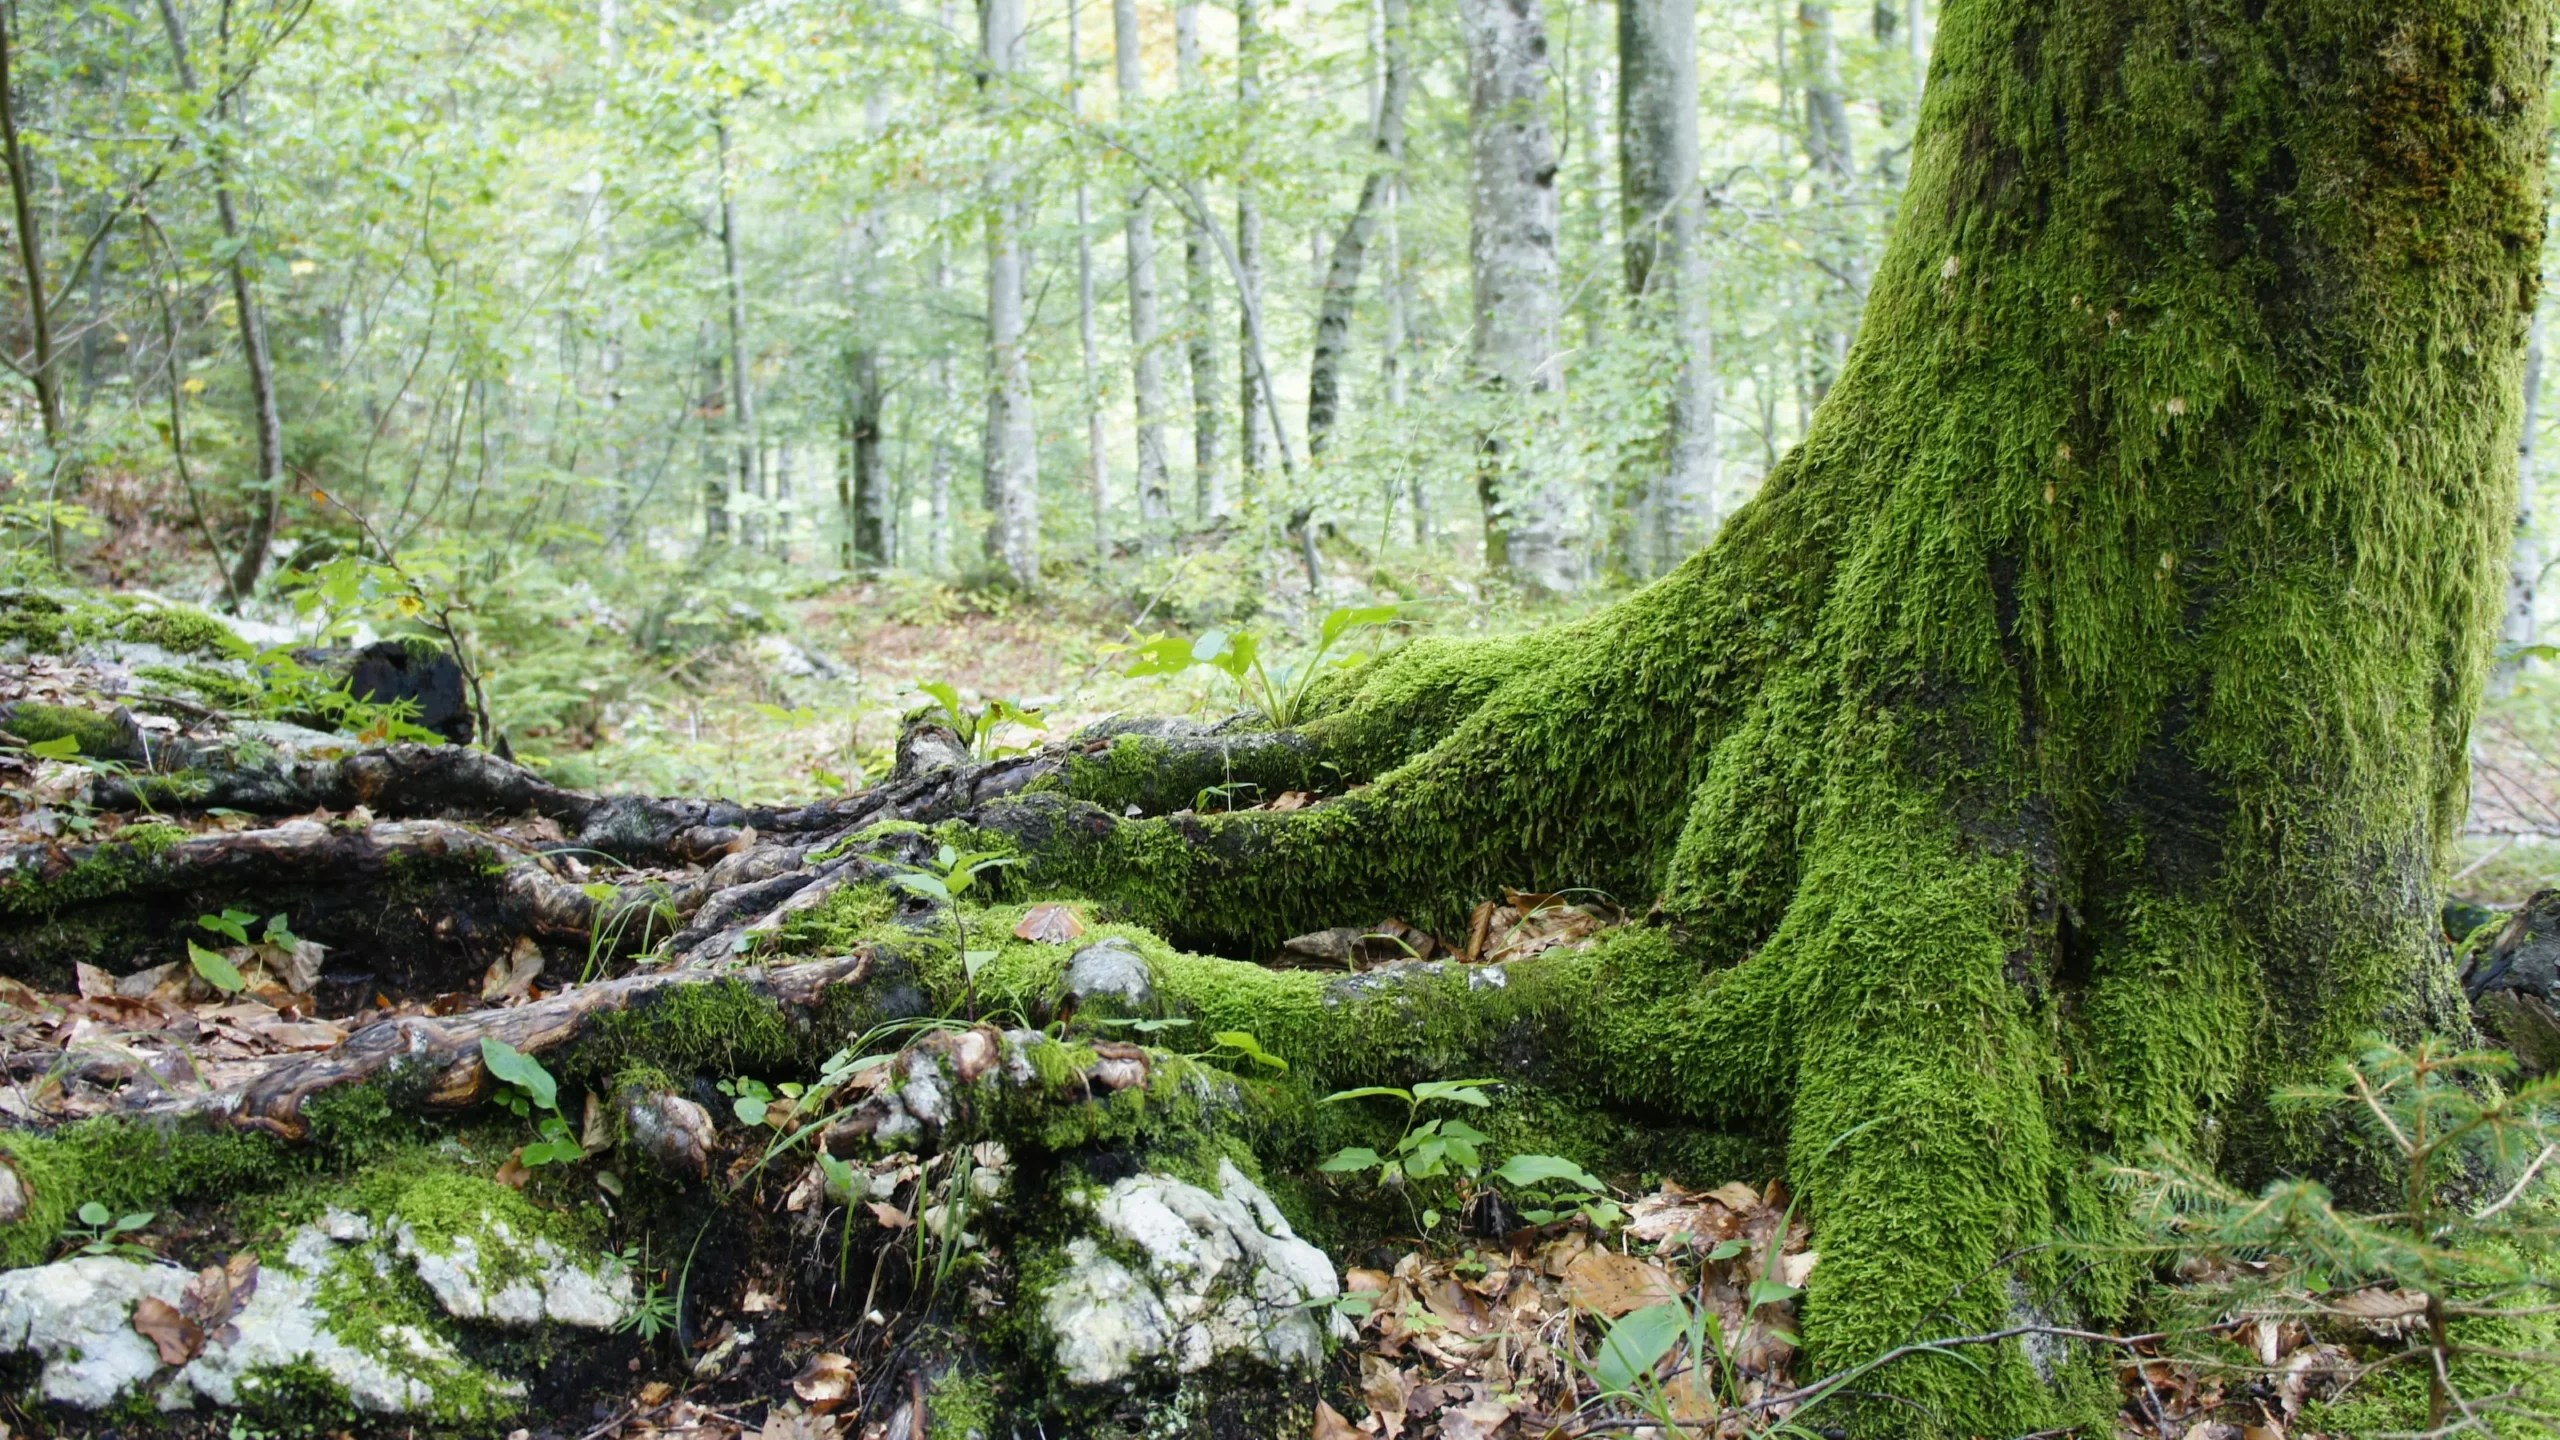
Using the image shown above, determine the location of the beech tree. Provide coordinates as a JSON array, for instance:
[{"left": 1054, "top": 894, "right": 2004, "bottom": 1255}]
[{"left": 0, "top": 1, "right": 2546, "bottom": 1437}]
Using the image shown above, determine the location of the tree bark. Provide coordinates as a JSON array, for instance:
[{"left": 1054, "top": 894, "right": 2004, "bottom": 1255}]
[
  {"left": 2496, "top": 312, "right": 2543, "bottom": 692},
  {"left": 1460, "top": 0, "right": 1576, "bottom": 592},
  {"left": 1305, "top": 0, "right": 1410, "bottom": 458},
  {"left": 1796, "top": 1, "right": 1860, "bottom": 402},
  {"left": 0, "top": 8, "right": 64, "bottom": 560},
  {"left": 1176, "top": 1, "right": 1226, "bottom": 520},
  {"left": 849, "top": 346, "right": 886, "bottom": 570},
  {"left": 1071, "top": 0, "right": 1109, "bottom": 560},
  {"left": 980, "top": 0, "right": 1041, "bottom": 589},
  {"left": 154, "top": 0, "right": 288, "bottom": 602},
  {"left": 1235, "top": 0, "right": 1273, "bottom": 492},
  {"left": 715, "top": 120, "right": 761, "bottom": 550},
  {"left": 1619, "top": 0, "right": 1718, "bottom": 574},
  {"left": 1113, "top": 0, "right": 1172, "bottom": 545}
]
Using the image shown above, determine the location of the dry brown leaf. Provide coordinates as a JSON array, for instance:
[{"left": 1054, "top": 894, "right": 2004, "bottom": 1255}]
[
  {"left": 1012, "top": 903, "right": 1086, "bottom": 944},
  {"left": 74, "top": 964, "right": 115, "bottom": 1000},
  {"left": 1561, "top": 1247, "right": 1683, "bottom": 1318},
  {"left": 181, "top": 1252, "right": 259, "bottom": 1344},
  {"left": 867, "top": 1201, "right": 913, "bottom": 1229},
  {"left": 132, "top": 1294, "right": 204, "bottom": 1366},
  {"left": 791, "top": 1351, "right": 856, "bottom": 1411},
  {"left": 482, "top": 937, "right": 544, "bottom": 1002},
  {"left": 1707, "top": 1180, "right": 1763, "bottom": 1212},
  {"left": 1311, "top": 1400, "right": 1362, "bottom": 1440},
  {"left": 1359, "top": 1356, "right": 1411, "bottom": 1440},
  {"left": 638, "top": 1381, "right": 675, "bottom": 1405},
  {"left": 494, "top": 1150, "right": 532, "bottom": 1189},
  {"left": 1267, "top": 790, "right": 1316, "bottom": 812},
  {"left": 1436, "top": 1395, "right": 1513, "bottom": 1440}
]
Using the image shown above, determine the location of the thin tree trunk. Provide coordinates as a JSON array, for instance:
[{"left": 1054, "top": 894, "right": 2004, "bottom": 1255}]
[
  {"left": 1071, "top": 0, "right": 1109, "bottom": 560},
  {"left": 0, "top": 6, "right": 64, "bottom": 557},
  {"left": 715, "top": 120, "right": 760, "bottom": 550},
  {"left": 1461, "top": 0, "right": 1574, "bottom": 591},
  {"left": 2497, "top": 314, "right": 2545, "bottom": 693},
  {"left": 699, "top": 340, "right": 728, "bottom": 542},
  {"left": 1113, "top": 0, "right": 1171, "bottom": 546},
  {"left": 1235, "top": 0, "right": 1272, "bottom": 491},
  {"left": 1797, "top": 0, "right": 1859, "bottom": 402},
  {"left": 1306, "top": 0, "right": 1410, "bottom": 458},
  {"left": 981, "top": 0, "right": 1040, "bottom": 588},
  {"left": 155, "top": 0, "right": 286, "bottom": 600},
  {"left": 1621, "top": 0, "right": 1717, "bottom": 574},
  {"left": 850, "top": 348, "right": 886, "bottom": 569},
  {"left": 1176, "top": 2, "right": 1224, "bottom": 520}
]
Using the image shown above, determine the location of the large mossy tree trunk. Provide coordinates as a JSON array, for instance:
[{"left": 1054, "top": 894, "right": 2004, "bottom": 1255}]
[
  {"left": 982, "top": 0, "right": 2544, "bottom": 1427},
  {"left": 0, "top": 5, "right": 2542, "bottom": 1436}
]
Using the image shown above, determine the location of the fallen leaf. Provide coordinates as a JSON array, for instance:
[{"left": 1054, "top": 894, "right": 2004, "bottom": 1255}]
[
  {"left": 74, "top": 964, "right": 115, "bottom": 1000},
  {"left": 1561, "top": 1248, "right": 1683, "bottom": 1318},
  {"left": 1012, "top": 903, "right": 1086, "bottom": 944},
  {"left": 494, "top": 1150, "right": 532, "bottom": 1189},
  {"left": 791, "top": 1351, "right": 856, "bottom": 1411},
  {"left": 1436, "top": 1392, "right": 1513, "bottom": 1440},
  {"left": 867, "top": 1201, "right": 913, "bottom": 1229},
  {"left": 482, "top": 937, "right": 544, "bottom": 1002},
  {"left": 638, "top": 1381, "right": 675, "bottom": 1405},
  {"left": 1707, "top": 1180, "right": 1764, "bottom": 1212},
  {"left": 1359, "top": 1355, "right": 1411, "bottom": 1440},
  {"left": 132, "top": 1294, "right": 204, "bottom": 1366},
  {"left": 1312, "top": 1400, "right": 1362, "bottom": 1440}
]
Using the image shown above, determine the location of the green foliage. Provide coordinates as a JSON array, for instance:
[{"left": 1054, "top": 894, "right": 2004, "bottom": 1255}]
[
  {"left": 479, "top": 1038, "right": 584, "bottom": 1167},
  {"left": 1120, "top": 603, "right": 1401, "bottom": 728},
  {"left": 912, "top": 681, "right": 1046, "bottom": 761},
  {"left": 61, "top": 1200, "right": 157, "bottom": 1261}
]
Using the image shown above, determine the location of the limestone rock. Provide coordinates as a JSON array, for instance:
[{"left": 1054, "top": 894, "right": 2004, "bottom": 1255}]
[
  {"left": 1039, "top": 1159, "right": 1340, "bottom": 1385},
  {"left": 1059, "top": 937, "right": 1155, "bottom": 1013},
  {"left": 0, "top": 1222, "right": 516, "bottom": 1415},
  {"left": 391, "top": 1214, "right": 635, "bottom": 1329}
]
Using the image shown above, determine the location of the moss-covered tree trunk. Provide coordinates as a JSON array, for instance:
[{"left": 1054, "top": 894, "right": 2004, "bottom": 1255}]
[
  {"left": 0, "top": 3, "right": 2545, "bottom": 1435},
  {"left": 986, "top": 0, "right": 2545, "bottom": 1426}
]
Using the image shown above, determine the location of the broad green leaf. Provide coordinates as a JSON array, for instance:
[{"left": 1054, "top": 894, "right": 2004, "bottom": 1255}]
[
  {"left": 963, "top": 949, "right": 998, "bottom": 981},
  {"left": 198, "top": 912, "right": 252, "bottom": 945},
  {"left": 1319, "top": 1086, "right": 1414, "bottom": 1105},
  {"left": 187, "top": 940, "right": 247, "bottom": 995},
  {"left": 1746, "top": 1278, "right": 1802, "bottom": 1310},
  {"left": 1412, "top": 1079, "right": 1497, "bottom": 1107},
  {"left": 25, "top": 735, "right": 78, "bottom": 759},
  {"left": 77, "top": 1201, "right": 108, "bottom": 1227},
  {"left": 480, "top": 1037, "right": 558, "bottom": 1112},
  {"left": 894, "top": 873, "right": 951, "bottom": 901},
  {"left": 1212, "top": 1031, "right": 1288, "bottom": 1071},
  {"left": 1318, "top": 1147, "right": 1382, "bottom": 1173},
  {"left": 1706, "top": 1239, "right": 1748, "bottom": 1261},
  {"left": 1496, "top": 1154, "right": 1606, "bottom": 1192},
  {"left": 733, "top": 1095, "right": 770, "bottom": 1125},
  {"left": 1593, "top": 1301, "right": 1689, "bottom": 1393},
  {"left": 1319, "top": 603, "right": 1400, "bottom": 647}
]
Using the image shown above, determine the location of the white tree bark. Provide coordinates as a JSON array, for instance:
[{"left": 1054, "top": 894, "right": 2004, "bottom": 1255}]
[
  {"left": 1072, "top": 0, "right": 1108, "bottom": 559},
  {"left": 1235, "top": 0, "right": 1273, "bottom": 488},
  {"left": 981, "top": 0, "right": 1041, "bottom": 587},
  {"left": 1306, "top": 0, "right": 1409, "bottom": 457},
  {"left": 1621, "top": 0, "right": 1718, "bottom": 573},
  {"left": 1176, "top": 2, "right": 1225, "bottom": 520},
  {"left": 715, "top": 119, "right": 762, "bottom": 549},
  {"left": 1113, "top": 0, "right": 1172, "bottom": 546},
  {"left": 1460, "top": 0, "right": 1575, "bottom": 592}
]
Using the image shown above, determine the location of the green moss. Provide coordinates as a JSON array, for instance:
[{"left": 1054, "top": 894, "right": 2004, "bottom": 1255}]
[
  {"left": 0, "top": 1117, "right": 295, "bottom": 1268},
  {"left": 0, "top": 701, "right": 130, "bottom": 756},
  {"left": 118, "top": 605, "right": 251, "bottom": 659},
  {"left": 231, "top": 1359, "right": 360, "bottom": 1433},
  {"left": 0, "top": 591, "right": 245, "bottom": 660},
  {"left": 927, "top": 1366, "right": 1000, "bottom": 1440},
  {"left": 0, "top": 820, "right": 192, "bottom": 918}
]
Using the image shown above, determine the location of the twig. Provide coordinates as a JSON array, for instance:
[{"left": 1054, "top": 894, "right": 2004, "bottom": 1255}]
[{"left": 2472, "top": 1142, "right": 2556, "bottom": 1222}]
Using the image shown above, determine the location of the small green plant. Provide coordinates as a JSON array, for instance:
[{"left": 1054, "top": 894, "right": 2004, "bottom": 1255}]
[
  {"left": 480, "top": 1037, "right": 585, "bottom": 1167},
  {"left": 1493, "top": 1153, "right": 1625, "bottom": 1229},
  {"left": 62, "top": 1200, "right": 156, "bottom": 1260},
  {"left": 1196, "top": 1029, "right": 1289, "bottom": 1073},
  {"left": 910, "top": 681, "right": 1045, "bottom": 761},
  {"left": 718, "top": 1074, "right": 806, "bottom": 1126},
  {"left": 891, "top": 843, "right": 1019, "bottom": 1018},
  {"left": 1121, "top": 603, "right": 1400, "bottom": 728},
  {"left": 1319, "top": 1078, "right": 1498, "bottom": 1230},
  {"left": 615, "top": 1245, "right": 681, "bottom": 1343},
  {"left": 2119, "top": 1036, "right": 2560, "bottom": 1436}
]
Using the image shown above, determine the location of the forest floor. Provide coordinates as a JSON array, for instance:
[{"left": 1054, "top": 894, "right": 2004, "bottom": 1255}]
[{"left": 0, "top": 547, "right": 2553, "bottom": 1440}]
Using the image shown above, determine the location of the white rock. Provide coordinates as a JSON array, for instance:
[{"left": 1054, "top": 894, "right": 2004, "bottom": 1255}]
[
  {"left": 390, "top": 1215, "right": 635, "bottom": 1330},
  {"left": 0, "top": 1256, "right": 186, "bottom": 1407},
  {"left": 1040, "top": 1159, "right": 1339, "bottom": 1385},
  {"left": 0, "top": 1228, "right": 520, "bottom": 1415}
]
